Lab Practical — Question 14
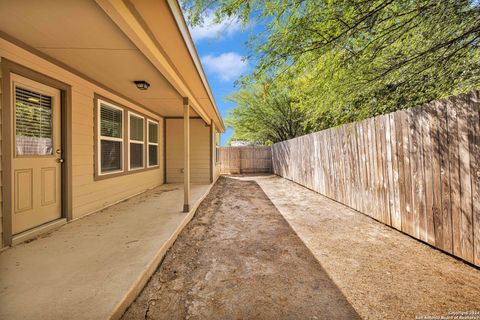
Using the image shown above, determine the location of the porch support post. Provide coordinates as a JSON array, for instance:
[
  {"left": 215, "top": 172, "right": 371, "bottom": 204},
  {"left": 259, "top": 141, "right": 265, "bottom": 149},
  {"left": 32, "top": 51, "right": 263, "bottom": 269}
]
[
  {"left": 183, "top": 97, "right": 190, "bottom": 212},
  {"left": 210, "top": 119, "right": 214, "bottom": 183}
]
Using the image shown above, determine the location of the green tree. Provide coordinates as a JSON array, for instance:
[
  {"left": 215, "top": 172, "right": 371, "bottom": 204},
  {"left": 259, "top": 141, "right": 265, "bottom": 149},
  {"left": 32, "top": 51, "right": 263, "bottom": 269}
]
[
  {"left": 226, "top": 85, "right": 311, "bottom": 144},
  {"left": 184, "top": 0, "right": 480, "bottom": 141}
]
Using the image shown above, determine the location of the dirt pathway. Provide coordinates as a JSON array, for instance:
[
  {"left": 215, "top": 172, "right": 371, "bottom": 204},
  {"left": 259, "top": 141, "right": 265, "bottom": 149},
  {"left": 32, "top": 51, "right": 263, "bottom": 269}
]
[
  {"left": 249, "top": 175, "right": 480, "bottom": 320},
  {"left": 123, "top": 177, "right": 360, "bottom": 319}
]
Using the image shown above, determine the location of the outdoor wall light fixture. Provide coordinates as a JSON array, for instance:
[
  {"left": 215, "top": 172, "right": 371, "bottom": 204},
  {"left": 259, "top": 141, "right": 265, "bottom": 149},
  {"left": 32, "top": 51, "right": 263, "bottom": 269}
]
[{"left": 134, "top": 80, "right": 150, "bottom": 90}]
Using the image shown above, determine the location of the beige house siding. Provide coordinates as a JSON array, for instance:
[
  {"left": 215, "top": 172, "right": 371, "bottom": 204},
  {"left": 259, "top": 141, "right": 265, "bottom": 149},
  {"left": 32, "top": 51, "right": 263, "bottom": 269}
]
[
  {"left": 0, "top": 38, "right": 164, "bottom": 232},
  {"left": 166, "top": 118, "right": 210, "bottom": 183},
  {"left": 0, "top": 56, "right": 3, "bottom": 248},
  {"left": 70, "top": 91, "right": 164, "bottom": 217}
]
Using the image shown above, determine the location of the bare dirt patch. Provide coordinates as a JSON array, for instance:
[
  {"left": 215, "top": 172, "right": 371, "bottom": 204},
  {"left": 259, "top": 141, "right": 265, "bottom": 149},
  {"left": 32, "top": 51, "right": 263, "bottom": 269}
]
[
  {"left": 122, "top": 176, "right": 360, "bottom": 319},
  {"left": 249, "top": 175, "right": 480, "bottom": 320}
]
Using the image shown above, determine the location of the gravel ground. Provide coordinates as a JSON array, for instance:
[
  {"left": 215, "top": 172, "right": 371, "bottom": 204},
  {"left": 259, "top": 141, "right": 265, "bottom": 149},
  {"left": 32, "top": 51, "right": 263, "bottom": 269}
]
[
  {"left": 122, "top": 176, "right": 360, "bottom": 319},
  {"left": 123, "top": 175, "right": 480, "bottom": 320}
]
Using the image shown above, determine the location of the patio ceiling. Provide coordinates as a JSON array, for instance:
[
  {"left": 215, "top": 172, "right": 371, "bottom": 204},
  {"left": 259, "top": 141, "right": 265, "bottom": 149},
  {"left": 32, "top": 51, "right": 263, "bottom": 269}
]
[{"left": 0, "top": 0, "right": 220, "bottom": 120}]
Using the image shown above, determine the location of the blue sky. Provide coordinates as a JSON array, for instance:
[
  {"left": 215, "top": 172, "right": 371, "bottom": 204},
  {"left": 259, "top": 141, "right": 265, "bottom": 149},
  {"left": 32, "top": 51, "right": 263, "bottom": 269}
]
[{"left": 185, "top": 12, "right": 254, "bottom": 145}]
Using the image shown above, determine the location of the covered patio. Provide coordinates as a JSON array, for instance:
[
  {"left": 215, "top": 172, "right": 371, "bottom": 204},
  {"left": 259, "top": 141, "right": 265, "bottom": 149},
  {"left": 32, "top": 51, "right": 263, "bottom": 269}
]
[
  {"left": 0, "top": 0, "right": 224, "bottom": 248},
  {"left": 0, "top": 182, "right": 212, "bottom": 320}
]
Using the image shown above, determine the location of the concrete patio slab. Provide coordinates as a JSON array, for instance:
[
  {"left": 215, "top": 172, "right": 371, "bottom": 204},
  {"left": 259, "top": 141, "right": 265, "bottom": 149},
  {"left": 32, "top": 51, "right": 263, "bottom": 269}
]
[{"left": 0, "top": 183, "right": 212, "bottom": 320}]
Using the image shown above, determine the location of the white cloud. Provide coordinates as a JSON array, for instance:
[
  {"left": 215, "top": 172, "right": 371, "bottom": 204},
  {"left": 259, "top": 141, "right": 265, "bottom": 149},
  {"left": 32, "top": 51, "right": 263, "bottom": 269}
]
[
  {"left": 201, "top": 52, "right": 249, "bottom": 82},
  {"left": 189, "top": 12, "right": 241, "bottom": 41}
]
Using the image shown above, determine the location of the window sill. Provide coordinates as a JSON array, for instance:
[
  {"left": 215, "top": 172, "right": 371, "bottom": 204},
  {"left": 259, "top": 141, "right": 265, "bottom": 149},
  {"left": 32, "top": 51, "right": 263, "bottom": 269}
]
[{"left": 94, "top": 165, "right": 160, "bottom": 181}]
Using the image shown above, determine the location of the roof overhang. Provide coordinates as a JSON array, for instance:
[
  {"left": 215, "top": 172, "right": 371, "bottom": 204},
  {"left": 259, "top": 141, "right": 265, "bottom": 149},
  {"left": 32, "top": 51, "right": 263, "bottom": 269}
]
[
  {"left": 165, "top": 0, "right": 225, "bottom": 131},
  {"left": 93, "top": 0, "right": 225, "bottom": 131},
  {"left": 0, "top": 0, "right": 225, "bottom": 131}
]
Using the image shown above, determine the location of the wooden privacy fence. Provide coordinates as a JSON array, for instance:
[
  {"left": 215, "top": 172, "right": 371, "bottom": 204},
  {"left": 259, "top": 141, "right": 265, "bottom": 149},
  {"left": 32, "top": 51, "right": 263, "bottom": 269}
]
[
  {"left": 220, "top": 146, "right": 272, "bottom": 174},
  {"left": 272, "top": 90, "right": 480, "bottom": 267}
]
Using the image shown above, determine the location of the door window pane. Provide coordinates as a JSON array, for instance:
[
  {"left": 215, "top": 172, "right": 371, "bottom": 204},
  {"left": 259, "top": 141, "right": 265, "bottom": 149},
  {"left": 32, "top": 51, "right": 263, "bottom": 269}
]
[
  {"left": 101, "top": 140, "right": 122, "bottom": 172},
  {"left": 15, "top": 86, "right": 53, "bottom": 156}
]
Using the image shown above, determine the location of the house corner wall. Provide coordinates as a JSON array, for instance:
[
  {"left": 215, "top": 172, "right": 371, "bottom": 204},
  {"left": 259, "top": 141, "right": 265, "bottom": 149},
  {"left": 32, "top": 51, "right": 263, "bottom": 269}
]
[
  {"left": 166, "top": 118, "right": 211, "bottom": 184},
  {"left": 0, "top": 57, "right": 3, "bottom": 248}
]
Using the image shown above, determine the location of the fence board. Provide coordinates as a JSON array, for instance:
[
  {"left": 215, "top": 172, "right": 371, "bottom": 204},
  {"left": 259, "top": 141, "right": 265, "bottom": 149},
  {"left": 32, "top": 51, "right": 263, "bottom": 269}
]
[
  {"left": 422, "top": 103, "right": 436, "bottom": 245},
  {"left": 440, "top": 99, "right": 453, "bottom": 254},
  {"left": 389, "top": 113, "right": 401, "bottom": 230},
  {"left": 448, "top": 97, "right": 462, "bottom": 257},
  {"left": 458, "top": 94, "right": 474, "bottom": 263},
  {"left": 378, "top": 116, "right": 390, "bottom": 225},
  {"left": 358, "top": 121, "right": 368, "bottom": 215},
  {"left": 385, "top": 115, "right": 395, "bottom": 227},
  {"left": 471, "top": 91, "right": 480, "bottom": 265},
  {"left": 272, "top": 90, "right": 480, "bottom": 267},
  {"left": 370, "top": 118, "right": 376, "bottom": 218}
]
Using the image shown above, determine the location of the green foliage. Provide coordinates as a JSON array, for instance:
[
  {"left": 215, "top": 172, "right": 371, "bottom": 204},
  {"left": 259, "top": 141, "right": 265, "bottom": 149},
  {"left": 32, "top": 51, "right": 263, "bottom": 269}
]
[
  {"left": 184, "top": 0, "right": 480, "bottom": 142},
  {"left": 225, "top": 85, "right": 311, "bottom": 144}
]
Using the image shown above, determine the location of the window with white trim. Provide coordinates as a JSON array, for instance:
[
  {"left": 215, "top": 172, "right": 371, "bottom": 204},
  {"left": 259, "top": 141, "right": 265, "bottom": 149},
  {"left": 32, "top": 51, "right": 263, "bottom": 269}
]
[
  {"left": 147, "top": 120, "right": 159, "bottom": 167},
  {"left": 99, "top": 101, "right": 123, "bottom": 174},
  {"left": 128, "top": 112, "right": 145, "bottom": 170}
]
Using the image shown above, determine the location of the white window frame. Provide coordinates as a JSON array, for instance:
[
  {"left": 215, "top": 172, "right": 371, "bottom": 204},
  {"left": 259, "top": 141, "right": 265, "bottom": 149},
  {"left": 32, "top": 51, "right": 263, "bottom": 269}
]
[
  {"left": 98, "top": 99, "right": 124, "bottom": 176},
  {"left": 147, "top": 119, "right": 159, "bottom": 168},
  {"left": 128, "top": 111, "right": 145, "bottom": 171}
]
